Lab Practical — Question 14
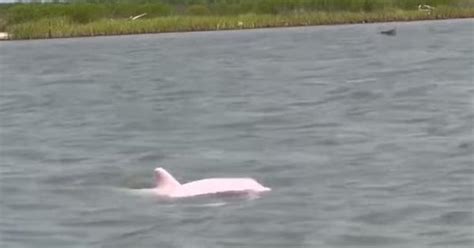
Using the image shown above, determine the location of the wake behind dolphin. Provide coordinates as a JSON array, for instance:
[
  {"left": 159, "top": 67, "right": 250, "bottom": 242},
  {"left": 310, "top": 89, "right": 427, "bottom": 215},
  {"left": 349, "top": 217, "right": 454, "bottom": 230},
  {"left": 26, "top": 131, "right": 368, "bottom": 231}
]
[{"left": 135, "top": 167, "right": 271, "bottom": 199}]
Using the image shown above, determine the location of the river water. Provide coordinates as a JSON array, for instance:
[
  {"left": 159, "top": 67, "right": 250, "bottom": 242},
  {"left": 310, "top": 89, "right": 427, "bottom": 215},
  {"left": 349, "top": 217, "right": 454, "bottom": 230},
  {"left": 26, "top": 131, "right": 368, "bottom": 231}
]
[{"left": 1, "top": 19, "right": 473, "bottom": 248}]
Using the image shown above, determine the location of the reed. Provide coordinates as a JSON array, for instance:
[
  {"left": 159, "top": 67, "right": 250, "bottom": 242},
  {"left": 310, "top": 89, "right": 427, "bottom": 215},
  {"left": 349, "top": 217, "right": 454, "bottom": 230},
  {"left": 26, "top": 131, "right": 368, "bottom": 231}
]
[
  {"left": 2, "top": 0, "right": 473, "bottom": 27},
  {"left": 6, "top": 7, "right": 474, "bottom": 40}
]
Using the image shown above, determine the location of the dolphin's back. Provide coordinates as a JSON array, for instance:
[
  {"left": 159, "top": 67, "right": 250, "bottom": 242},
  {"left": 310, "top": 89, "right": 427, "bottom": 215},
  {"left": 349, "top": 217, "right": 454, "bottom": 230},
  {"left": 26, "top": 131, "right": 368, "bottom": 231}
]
[{"left": 171, "top": 178, "right": 270, "bottom": 198}]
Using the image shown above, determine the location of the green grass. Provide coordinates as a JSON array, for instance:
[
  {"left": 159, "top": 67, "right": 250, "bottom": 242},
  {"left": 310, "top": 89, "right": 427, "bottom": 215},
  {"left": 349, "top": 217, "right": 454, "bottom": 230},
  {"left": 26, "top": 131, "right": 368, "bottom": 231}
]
[
  {"left": 6, "top": 7, "right": 474, "bottom": 40},
  {"left": 1, "top": 0, "right": 473, "bottom": 39},
  {"left": 2, "top": 0, "right": 473, "bottom": 25}
]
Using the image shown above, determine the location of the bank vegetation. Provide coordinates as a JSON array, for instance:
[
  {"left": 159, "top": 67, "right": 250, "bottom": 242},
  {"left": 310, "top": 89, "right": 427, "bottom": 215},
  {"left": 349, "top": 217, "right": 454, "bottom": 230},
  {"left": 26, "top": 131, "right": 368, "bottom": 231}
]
[{"left": 1, "top": 0, "right": 473, "bottom": 40}]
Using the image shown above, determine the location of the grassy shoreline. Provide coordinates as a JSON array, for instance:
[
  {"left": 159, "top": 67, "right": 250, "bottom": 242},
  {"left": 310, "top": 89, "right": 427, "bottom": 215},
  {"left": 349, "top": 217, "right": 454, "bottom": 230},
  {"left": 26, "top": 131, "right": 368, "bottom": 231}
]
[{"left": 4, "top": 7, "right": 474, "bottom": 40}]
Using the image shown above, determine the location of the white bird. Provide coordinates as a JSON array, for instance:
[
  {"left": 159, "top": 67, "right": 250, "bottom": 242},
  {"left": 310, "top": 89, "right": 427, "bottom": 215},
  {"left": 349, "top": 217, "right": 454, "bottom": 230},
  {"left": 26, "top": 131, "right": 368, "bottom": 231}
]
[
  {"left": 130, "top": 13, "right": 147, "bottom": 21},
  {"left": 418, "top": 4, "right": 435, "bottom": 12},
  {"left": 0, "top": 32, "right": 9, "bottom": 40}
]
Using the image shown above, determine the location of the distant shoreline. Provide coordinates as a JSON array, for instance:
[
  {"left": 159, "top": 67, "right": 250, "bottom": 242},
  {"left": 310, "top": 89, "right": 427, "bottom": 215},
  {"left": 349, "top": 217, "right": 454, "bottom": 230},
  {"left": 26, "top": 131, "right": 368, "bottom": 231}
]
[{"left": 4, "top": 9, "right": 474, "bottom": 40}]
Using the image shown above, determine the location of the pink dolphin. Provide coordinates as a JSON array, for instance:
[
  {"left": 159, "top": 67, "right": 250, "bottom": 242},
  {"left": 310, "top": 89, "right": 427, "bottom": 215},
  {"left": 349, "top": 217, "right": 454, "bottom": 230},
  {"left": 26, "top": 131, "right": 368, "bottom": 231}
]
[{"left": 152, "top": 167, "right": 271, "bottom": 198}]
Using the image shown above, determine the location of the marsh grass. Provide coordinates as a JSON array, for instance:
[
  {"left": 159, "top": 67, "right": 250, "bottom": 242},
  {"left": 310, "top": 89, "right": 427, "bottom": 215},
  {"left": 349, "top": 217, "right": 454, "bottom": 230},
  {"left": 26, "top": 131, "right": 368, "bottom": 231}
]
[
  {"left": 7, "top": 7, "right": 474, "bottom": 40},
  {"left": 3, "top": 0, "right": 474, "bottom": 25}
]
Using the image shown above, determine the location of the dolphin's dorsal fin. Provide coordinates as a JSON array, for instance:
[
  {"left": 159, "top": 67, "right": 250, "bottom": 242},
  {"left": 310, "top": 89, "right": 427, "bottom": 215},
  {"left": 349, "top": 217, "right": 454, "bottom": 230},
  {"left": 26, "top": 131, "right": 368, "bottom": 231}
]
[{"left": 154, "top": 168, "right": 181, "bottom": 190}]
